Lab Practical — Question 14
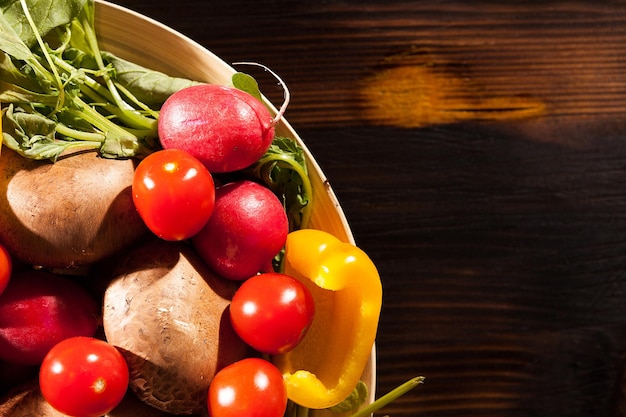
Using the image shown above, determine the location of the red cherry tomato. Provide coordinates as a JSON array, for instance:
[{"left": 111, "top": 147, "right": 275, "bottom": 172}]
[
  {"left": 132, "top": 149, "right": 215, "bottom": 241},
  {"left": 208, "top": 357, "right": 287, "bottom": 417},
  {"left": 230, "top": 272, "right": 315, "bottom": 354},
  {"left": 0, "top": 242, "right": 11, "bottom": 296},
  {"left": 39, "top": 337, "right": 129, "bottom": 417}
]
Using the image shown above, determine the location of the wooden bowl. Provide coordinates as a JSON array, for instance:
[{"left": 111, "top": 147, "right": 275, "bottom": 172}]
[{"left": 94, "top": 0, "right": 376, "bottom": 414}]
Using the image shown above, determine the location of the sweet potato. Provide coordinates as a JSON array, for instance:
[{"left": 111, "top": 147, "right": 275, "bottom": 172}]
[{"left": 0, "top": 148, "right": 147, "bottom": 269}]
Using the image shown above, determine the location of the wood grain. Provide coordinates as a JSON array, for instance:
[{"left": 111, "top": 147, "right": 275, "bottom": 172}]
[
  {"left": 115, "top": 1, "right": 626, "bottom": 128},
  {"left": 111, "top": 1, "right": 626, "bottom": 416}
]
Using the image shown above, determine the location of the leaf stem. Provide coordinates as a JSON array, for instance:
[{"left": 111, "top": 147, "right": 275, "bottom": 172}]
[
  {"left": 349, "top": 377, "right": 424, "bottom": 417},
  {"left": 59, "top": 55, "right": 157, "bottom": 132},
  {"left": 76, "top": 82, "right": 157, "bottom": 134},
  {"left": 79, "top": 7, "right": 156, "bottom": 130},
  {"left": 55, "top": 123, "right": 105, "bottom": 142},
  {"left": 67, "top": 96, "right": 139, "bottom": 143},
  {"left": 114, "top": 81, "right": 160, "bottom": 119},
  {"left": 51, "top": 54, "right": 116, "bottom": 102},
  {"left": 19, "top": 0, "right": 65, "bottom": 115}
]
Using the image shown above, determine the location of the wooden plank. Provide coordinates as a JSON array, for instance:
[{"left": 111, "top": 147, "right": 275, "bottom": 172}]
[{"left": 109, "top": 1, "right": 626, "bottom": 415}]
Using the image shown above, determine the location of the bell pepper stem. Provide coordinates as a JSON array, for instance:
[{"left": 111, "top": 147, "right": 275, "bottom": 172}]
[{"left": 349, "top": 376, "right": 425, "bottom": 417}]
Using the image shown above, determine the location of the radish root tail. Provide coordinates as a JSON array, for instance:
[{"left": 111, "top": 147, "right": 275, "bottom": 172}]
[{"left": 232, "top": 62, "right": 290, "bottom": 128}]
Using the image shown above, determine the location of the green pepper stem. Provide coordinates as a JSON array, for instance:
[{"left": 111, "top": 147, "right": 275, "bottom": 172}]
[{"left": 349, "top": 376, "right": 424, "bottom": 417}]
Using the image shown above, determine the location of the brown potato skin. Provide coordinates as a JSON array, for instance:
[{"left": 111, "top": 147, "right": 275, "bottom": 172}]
[
  {"left": 103, "top": 239, "right": 250, "bottom": 415},
  {"left": 0, "top": 148, "right": 147, "bottom": 269},
  {"left": 0, "top": 379, "right": 191, "bottom": 417}
]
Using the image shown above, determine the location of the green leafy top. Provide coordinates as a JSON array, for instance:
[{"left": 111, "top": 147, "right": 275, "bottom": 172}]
[
  {"left": 0, "top": 0, "right": 87, "bottom": 48},
  {"left": 244, "top": 135, "right": 313, "bottom": 232},
  {"left": 231, "top": 71, "right": 263, "bottom": 102},
  {"left": 0, "top": 0, "right": 198, "bottom": 160}
]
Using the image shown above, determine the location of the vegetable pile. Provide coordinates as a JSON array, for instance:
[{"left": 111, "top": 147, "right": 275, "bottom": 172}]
[{"left": 0, "top": 0, "right": 423, "bottom": 416}]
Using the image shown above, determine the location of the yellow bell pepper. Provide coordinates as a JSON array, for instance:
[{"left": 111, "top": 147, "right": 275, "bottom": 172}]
[{"left": 272, "top": 229, "right": 382, "bottom": 409}]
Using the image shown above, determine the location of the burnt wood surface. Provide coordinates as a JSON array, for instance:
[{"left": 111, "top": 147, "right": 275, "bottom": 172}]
[{"left": 112, "top": 1, "right": 626, "bottom": 416}]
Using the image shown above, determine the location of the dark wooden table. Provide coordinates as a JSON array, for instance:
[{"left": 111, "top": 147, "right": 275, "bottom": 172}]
[{"left": 112, "top": 1, "right": 626, "bottom": 416}]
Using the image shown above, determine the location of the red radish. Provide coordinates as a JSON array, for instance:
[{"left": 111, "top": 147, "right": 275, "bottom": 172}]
[
  {"left": 192, "top": 180, "right": 289, "bottom": 281},
  {"left": 0, "top": 270, "right": 99, "bottom": 365},
  {"left": 158, "top": 85, "right": 269, "bottom": 173},
  {"left": 157, "top": 64, "right": 289, "bottom": 174}
]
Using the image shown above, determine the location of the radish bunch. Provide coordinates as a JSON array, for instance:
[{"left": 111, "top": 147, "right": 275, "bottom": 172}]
[{"left": 133, "top": 67, "right": 294, "bottom": 280}]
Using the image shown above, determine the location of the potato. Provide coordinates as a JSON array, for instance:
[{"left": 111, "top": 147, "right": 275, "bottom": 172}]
[
  {"left": 0, "top": 379, "right": 188, "bottom": 417},
  {"left": 103, "top": 239, "right": 250, "bottom": 415},
  {"left": 0, "top": 148, "right": 147, "bottom": 269}
]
